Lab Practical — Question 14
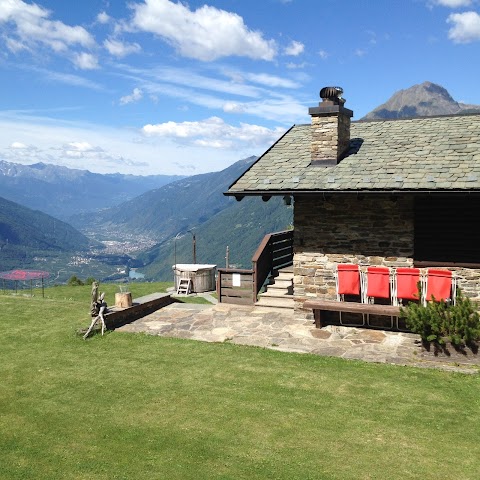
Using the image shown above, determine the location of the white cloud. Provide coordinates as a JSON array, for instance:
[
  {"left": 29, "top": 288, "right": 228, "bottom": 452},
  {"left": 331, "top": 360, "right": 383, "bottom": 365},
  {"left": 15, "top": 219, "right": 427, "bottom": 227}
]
[
  {"left": 34, "top": 67, "right": 103, "bottom": 90},
  {"left": 5, "top": 141, "right": 38, "bottom": 161},
  {"left": 73, "top": 52, "right": 99, "bottom": 70},
  {"left": 223, "top": 102, "right": 246, "bottom": 113},
  {"left": 243, "top": 73, "right": 300, "bottom": 89},
  {"left": 114, "top": 64, "right": 307, "bottom": 123},
  {"left": 10, "top": 141, "right": 29, "bottom": 149},
  {"left": 96, "top": 11, "right": 111, "bottom": 24},
  {"left": 122, "top": 64, "right": 301, "bottom": 100},
  {"left": 142, "top": 117, "right": 286, "bottom": 149},
  {"left": 120, "top": 64, "right": 263, "bottom": 98},
  {"left": 0, "top": 114, "right": 151, "bottom": 173},
  {"left": 355, "top": 48, "right": 367, "bottom": 57},
  {"left": 14, "top": 64, "right": 103, "bottom": 90},
  {"left": 318, "top": 49, "right": 329, "bottom": 59},
  {"left": 448, "top": 11, "right": 480, "bottom": 42},
  {"left": 5, "top": 37, "right": 28, "bottom": 53},
  {"left": 120, "top": 87, "right": 143, "bottom": 105},
  {"left": 140, "top": 80, "right": 306, "bottom": 123},
  {"left": 284, "top": 40, "right": 304, "bottom": 56},
  {"left": 65, "top": 141, "right": 102, "bottom": 153},
  {"left": 366, "top": 30, "right": 377, "bottom": 45},
  {"left": 285, "top": 61, "right": 309, "bottom": 69},
  {"left": 242, "top": 98, "right": 307, "bottom": 123},
  {"left": 104, "top": 38, "right": 141, "bottom": 57},
  {"left": 431, "top": 0, "right": 472, "bottom": 7},
  {"left": 0, "top": 111, "right": 253, "bottom": 174},
  {"left": 128, "top": 0, "right": 277, "bottom": 61},
  {"left": 0, "top": 0, "right": 95, "bottom": 55}
]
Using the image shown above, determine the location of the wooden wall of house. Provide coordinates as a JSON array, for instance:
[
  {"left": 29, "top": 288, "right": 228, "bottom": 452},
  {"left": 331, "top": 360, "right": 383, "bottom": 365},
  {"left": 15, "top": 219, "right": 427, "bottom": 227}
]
[{"left": 293, "top": 194, "right": 480, "bottom": 320}]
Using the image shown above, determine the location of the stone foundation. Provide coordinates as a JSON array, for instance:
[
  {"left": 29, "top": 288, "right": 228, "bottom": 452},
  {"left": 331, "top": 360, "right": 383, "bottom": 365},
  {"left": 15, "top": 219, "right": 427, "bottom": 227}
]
[{"left": 293, "top": 194, "right": 480, "bottom": 321}]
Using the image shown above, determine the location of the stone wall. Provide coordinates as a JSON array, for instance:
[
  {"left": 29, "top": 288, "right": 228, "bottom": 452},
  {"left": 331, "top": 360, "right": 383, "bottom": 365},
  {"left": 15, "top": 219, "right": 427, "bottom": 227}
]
[{"left": 293, "top": 194, "right": 480, "bottom": 320}]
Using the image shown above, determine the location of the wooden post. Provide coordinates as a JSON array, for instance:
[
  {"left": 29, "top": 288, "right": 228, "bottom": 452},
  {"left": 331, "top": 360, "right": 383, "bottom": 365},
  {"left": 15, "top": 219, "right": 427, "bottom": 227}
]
[{"left": 216, "top": 271, "right": 221, "bottom": 303}]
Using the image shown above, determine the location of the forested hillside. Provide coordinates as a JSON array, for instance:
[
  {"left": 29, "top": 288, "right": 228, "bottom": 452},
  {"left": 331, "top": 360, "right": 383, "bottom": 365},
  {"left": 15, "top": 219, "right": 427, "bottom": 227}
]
[
  {"left": 70, "top": 156, "right": 258, "bottom": 243},
  {"left": 0, "top": 196, "right": 95, "bottom": 271}
]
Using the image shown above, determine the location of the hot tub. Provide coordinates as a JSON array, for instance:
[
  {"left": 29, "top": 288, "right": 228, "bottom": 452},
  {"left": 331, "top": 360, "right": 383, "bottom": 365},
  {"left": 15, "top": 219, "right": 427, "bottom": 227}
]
[{"left": 173, "top": 264, "right": 217, "bottom": 293}]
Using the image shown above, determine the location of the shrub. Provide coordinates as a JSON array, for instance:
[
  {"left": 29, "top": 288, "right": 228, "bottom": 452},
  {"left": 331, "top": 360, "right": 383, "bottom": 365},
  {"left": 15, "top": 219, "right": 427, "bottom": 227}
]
[
  {"left": 67, "top": 275, "right": 84, "bottom": 286},
  {"left": 400, "top": 288, "right": 480, "bottom": 346}
]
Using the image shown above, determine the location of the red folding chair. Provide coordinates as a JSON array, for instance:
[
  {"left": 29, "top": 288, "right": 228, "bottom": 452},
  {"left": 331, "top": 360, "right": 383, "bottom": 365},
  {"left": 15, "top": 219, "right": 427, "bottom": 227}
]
[
  {"left": 363, "top": 266, "right": 394, "bottom": 328},
  {"left": 394, "top": 267, "right": 421, "bottom": 330},
  {"left": 336, "top": 264, "right": 360, "bottom": 299},
  {"left": 425, "top": 269, "right": 456, "bottom": 305},
  {"left": 335, "top": 264, "right": 363, "bottom": 326},
  {"left": 395, "top": 268, "right": 421, "bottom": 305}
]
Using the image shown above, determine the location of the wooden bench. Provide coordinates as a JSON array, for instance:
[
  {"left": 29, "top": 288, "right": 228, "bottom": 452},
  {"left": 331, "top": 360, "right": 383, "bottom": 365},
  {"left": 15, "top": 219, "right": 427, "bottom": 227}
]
[{"left": 303, "top": 299, "right": 401, "bottom": 329}]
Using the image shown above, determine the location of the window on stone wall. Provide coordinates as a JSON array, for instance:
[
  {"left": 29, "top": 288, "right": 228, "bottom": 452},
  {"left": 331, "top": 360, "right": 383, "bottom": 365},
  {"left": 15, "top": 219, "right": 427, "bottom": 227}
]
[{"left": 414, "top": 196, "right": 480, "bottom": 265}]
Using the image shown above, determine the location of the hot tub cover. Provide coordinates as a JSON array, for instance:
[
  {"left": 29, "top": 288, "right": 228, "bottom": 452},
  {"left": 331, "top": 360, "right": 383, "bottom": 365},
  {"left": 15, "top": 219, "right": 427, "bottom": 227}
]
[{"left": 172, "top": 264, "right": 216, "bottom": 272}]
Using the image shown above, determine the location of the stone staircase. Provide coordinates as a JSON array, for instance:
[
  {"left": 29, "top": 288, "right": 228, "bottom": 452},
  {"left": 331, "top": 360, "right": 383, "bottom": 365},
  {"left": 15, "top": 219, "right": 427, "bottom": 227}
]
[{"left": 255, "top": 265, "right": 294, "bottom": 309}]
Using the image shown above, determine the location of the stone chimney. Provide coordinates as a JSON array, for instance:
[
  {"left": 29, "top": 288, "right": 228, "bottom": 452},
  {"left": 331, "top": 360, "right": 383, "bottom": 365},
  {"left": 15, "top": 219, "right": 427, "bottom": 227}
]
[{"left": 309, "top": 86, "right": 353, "bottom": 166}]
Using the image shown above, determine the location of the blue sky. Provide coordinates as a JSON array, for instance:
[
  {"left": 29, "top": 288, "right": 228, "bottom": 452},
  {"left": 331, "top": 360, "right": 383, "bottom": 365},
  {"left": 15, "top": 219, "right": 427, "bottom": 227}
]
[{"left": 1, "top": 0, "right": 480, "bottom": 176}]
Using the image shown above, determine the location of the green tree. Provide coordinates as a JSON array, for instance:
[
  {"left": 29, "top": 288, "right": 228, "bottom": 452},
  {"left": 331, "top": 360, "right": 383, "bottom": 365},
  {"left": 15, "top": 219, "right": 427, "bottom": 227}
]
[{"left": 67, "top": 275, "right": 84, "bottom": 286}]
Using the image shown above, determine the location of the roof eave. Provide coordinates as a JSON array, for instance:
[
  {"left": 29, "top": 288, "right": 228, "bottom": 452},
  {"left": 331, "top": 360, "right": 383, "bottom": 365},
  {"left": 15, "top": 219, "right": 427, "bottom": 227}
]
[{"left": 225, "top": 188, "right": 480, "bottom": 198}]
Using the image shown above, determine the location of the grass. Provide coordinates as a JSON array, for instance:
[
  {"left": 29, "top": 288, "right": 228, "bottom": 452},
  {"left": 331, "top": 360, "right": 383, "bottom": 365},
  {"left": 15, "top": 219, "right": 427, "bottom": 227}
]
[{"left": 1, "top": 289, "right": 480, "bottom": 479}]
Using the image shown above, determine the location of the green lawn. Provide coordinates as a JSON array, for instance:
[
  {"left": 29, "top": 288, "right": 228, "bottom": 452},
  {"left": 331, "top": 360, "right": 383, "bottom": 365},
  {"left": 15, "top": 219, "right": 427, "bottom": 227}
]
[{"left": 1, "top": 289, "right": 479, "bottom": 479}]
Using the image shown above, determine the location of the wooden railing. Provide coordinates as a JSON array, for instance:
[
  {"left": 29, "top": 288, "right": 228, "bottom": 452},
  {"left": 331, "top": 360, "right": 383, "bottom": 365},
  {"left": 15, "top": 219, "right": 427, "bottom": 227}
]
[
  {"left": 252, "top": 230, "right": 294, "bottom": 302},
  {"left": 217, "top": 229, "right": 294, "bottom": 305}
]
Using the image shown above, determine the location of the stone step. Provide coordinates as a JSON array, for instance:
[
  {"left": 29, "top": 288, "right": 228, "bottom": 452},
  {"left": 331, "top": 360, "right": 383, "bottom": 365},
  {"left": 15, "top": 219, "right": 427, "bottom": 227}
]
[
  {"left": 276, "top": 265, "right": 293, "bottom": 274},
  {"left": 268, "top": 279, "right": 293, "bottom": 289},
  {"left": 275, "top": 272, "right": 294, "bottom": 281},
  {"left": 260, "top": 290, "right": 294, "bottom": 298},
  {"left": 266, "top": 285, "right": 293, "bottom": 296},
  {"left": 255, "top": 296, "right": 294, "bottom": 309}
]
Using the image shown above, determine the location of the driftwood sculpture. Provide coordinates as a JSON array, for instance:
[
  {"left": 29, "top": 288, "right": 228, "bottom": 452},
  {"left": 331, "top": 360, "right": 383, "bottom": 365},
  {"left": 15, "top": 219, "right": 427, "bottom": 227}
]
[
  {"left": 83, "top": 282, "right": 108, "bottom": 339},
  {"left": 90, "top": 281, "right": 99, "bottom": 316}
]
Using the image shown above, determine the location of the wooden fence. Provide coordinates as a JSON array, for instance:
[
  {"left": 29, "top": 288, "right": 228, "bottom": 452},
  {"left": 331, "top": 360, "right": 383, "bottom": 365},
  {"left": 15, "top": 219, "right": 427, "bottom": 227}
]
[{"left": 217, "top": 229, "right": 293, "bottom": 305}]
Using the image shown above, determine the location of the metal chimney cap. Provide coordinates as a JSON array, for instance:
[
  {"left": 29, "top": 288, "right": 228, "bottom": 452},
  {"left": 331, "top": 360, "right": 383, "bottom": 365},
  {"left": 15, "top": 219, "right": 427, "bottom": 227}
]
[{"left": 320, "top": 86, "right": 345, "bottom": 105}]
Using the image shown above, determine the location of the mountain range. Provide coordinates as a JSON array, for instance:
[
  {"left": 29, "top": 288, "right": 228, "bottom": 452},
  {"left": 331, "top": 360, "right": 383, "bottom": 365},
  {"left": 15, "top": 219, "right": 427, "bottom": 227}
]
[
  {"left": 0, "top": 160, "right": 183, "bottom": 220},
  {"left": 1, "top": 81, "right": 479, "bottom": 281}
]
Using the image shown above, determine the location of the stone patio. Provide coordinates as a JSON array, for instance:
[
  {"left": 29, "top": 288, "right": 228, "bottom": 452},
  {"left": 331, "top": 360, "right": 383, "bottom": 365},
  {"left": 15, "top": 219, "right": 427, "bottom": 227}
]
[{"left": 116, "top": 302, "right": 479, "bottom": 374}]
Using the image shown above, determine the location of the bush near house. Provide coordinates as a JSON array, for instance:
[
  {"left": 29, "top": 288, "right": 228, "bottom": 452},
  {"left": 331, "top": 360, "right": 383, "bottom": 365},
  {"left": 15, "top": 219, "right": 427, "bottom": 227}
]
[{"left": 401, "top": 288, "right": 480, "bottom": 346}]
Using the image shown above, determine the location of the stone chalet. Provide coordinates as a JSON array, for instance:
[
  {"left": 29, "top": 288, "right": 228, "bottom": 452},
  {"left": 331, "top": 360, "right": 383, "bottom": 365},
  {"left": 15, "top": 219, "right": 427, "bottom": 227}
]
[{"left": 225, "top": 87, "right": 480, "bottom": 322}]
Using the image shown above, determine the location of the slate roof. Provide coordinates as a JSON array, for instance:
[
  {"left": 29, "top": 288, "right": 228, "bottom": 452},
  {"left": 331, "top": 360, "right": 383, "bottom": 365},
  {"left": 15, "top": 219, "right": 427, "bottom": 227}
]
[{"left": 226, "top": 113, "right": 480, "bottom": 194}]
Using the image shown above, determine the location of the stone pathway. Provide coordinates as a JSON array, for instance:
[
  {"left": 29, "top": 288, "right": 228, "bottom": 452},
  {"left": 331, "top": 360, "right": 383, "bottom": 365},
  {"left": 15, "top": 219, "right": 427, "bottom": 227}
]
[{"left": 116, "top": 302, "right": 479, "bottom": 374}]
